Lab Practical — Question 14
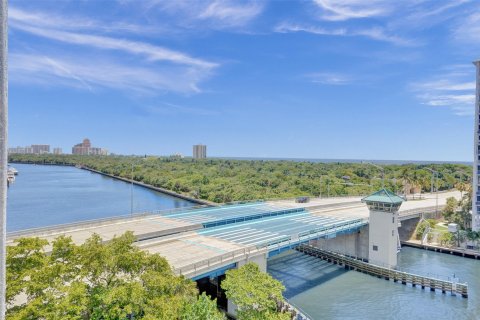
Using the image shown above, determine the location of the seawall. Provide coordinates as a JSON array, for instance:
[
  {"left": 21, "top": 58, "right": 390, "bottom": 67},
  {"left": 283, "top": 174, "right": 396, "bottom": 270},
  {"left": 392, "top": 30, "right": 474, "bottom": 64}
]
[
  {"left": 79, "top": 166, "right": 214, "bottom": 206},
  {"left": 10, "top": 161, "right": 214, "bottom": 206}
]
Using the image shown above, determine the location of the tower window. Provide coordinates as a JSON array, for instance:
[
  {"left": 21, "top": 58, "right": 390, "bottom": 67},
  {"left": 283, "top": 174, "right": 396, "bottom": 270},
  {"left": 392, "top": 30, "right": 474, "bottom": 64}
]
[{"left": 373, "top": 245, "right": 378, "bottom": 251}]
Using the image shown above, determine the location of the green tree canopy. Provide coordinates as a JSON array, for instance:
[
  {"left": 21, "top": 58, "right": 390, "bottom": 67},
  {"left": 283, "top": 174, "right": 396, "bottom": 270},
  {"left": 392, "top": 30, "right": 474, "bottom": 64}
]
[
  {"left": 181, "top": 292, "right": 225, "bottom": 320},
  {"left": 6, "top": 232, "right": 221, "bottom": 320},
  {"left": 221, "top": 263, "right": 290, "bottom": 320},
  {"left": 8, "top": 154, "right": 471, "bottom": 203}
]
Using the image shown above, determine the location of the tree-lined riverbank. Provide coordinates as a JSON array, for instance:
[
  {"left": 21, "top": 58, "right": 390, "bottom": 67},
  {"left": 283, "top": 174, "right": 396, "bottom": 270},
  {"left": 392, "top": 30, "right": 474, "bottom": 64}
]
[{"left": 9, "top": 154, "right": 471, "bottom": 203}]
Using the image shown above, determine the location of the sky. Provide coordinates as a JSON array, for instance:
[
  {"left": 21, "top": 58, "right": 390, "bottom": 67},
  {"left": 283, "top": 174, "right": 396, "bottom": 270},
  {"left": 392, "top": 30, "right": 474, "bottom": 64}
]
[{"left": 7, "top": 0, "right": 480, "bottom": 161}]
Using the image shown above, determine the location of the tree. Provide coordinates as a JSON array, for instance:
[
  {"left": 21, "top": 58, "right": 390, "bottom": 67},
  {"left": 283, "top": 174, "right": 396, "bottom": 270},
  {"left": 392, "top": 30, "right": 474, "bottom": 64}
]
[
  {"left": 442, "top": 197, "right": 458, "bottom": 222},
  {"left": 221, "top": 263, "right": 290, "bottom": 320},
  {"left": 439, "top": 232, "right": 454, "bottom": 247},
  {"left": 6, "top": 232, "right": 221, "bottom": 320},
  {"left": 181, "top": 292, "right": 225, "bottom": 320},
  {"left": 8, "top": 153, "right": 472, "bottom": 203},
  {"left": 455, "top": 182, "right": 467, "bottom": 198}
]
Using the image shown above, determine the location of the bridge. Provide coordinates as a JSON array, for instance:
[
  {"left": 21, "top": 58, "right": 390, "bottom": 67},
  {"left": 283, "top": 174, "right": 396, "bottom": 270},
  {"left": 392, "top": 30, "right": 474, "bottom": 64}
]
[{"left": 7, "top": 191, "right": 459, "bottom": 282}]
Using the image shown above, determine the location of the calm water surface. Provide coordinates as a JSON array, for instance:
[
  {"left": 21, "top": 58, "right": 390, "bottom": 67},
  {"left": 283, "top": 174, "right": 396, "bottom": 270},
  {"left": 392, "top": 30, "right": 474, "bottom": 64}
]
[
  {"left": 7, "top": 163, "right": 195, "bottom": 231},
  {"left": 268, "top": 248, "right": 479, "bottom": 320},
  {"left": 8, "top": 164, "right": 479, "bottom": 319}
]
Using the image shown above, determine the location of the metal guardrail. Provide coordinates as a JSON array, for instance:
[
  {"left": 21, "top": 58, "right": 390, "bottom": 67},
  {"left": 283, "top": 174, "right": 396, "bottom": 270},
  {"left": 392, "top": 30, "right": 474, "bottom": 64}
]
[
  {"left": 173, "top": 218, "right": 368, "bottom": 278},
  {"left": 305, "top": 200, "right": 363, "bottom": 211},
  {"left": 8, "top": 199, "right": 365, "bottom": 239},
  {"left": 7, "top": 204, "right": 210, "bottom": 238},
  {"left": 398, "top": 205, "right": 445, "bottom": 221},
  {"left": 174, "top": 246, "right": 268, "bottom": 277}
]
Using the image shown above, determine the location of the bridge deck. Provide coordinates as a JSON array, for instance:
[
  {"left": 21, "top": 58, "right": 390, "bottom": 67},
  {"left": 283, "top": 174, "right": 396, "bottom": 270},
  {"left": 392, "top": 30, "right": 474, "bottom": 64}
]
[
  {"left": 164, "top": 202, "right": 305, "bottom": 227},
  {"left": 199, "top": 212, "right": 364, "bottom": 247},
  {"left": 6, "top": 191, "right": 461, "bottom": 281}
]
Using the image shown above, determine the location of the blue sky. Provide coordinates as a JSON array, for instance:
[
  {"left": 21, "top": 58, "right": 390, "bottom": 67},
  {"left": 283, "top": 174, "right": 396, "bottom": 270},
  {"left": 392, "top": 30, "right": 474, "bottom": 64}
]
[{"left": 7, "top": 0, "right": 480, "bottom": 161}]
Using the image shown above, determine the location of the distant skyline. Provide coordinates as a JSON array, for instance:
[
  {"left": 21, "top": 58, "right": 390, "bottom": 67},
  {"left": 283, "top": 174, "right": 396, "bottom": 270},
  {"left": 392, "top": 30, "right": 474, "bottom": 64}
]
[{"left": 7, "top": 0, "right": 480, "bottom": 161}]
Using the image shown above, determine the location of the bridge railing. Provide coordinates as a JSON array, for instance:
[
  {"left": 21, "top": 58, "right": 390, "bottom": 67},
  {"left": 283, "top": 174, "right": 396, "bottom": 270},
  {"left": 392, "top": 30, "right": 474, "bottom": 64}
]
[
  {"left": 175, "top": 218, "right": 369, "bottom": 279},
  {"left": 7, "top": 204, "right": 211, "bottom": 238},
  {"left": 398, "top": 205, "right": 445, "bottom": 221},
  {"left": 173, "top": 246, "right": 267, "bottom": 277},
  {"left": 266, "top": 219, "right": 368, "bottom": 254}
]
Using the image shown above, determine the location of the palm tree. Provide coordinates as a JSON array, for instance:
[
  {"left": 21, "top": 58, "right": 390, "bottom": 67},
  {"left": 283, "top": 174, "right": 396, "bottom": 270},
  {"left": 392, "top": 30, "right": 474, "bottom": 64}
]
[
  {"left": 455, "top": 182, "right": 467, "bottom": 198},
  {"left": 400, "top": 168, "right": 413, "bottom": 197}
]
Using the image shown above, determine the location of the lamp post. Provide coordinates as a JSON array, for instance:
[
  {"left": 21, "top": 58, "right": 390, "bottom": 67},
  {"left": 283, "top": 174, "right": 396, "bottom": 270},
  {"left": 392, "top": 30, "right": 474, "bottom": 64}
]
[
  {"left": 130, "top": 162, "right": 134, "bottom": 216},
  {"left": 426, "top": 168, "right": 439, "bottom": 218},
  {"left": 362, "top": 161, "right": 385, "bottom": 188},
  {"left": 319, "top": 176, "right": 322, "bottom": 198}
]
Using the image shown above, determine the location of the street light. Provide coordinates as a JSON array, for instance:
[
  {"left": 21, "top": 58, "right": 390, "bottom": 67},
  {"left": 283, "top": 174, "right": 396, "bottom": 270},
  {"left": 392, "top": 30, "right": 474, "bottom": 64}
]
[
  {"left": 130, "top": 162, "right": 134, "bottom": 216},
  {"left": 130, "top": 157, "right": 141, "bottom": 216},
  {"left": 426, "top": 168, "right": 439, "bottom": 218},
  {"left": 362, "top": 161, "right": 385, "bottom": 188}
]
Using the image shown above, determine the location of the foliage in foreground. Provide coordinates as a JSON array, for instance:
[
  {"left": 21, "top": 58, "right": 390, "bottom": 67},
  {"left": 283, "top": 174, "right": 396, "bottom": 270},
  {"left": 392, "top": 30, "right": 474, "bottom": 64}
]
[
  {"left": 6, "top": 232, "right": 224, "bottom": 320},
  {"left": 442, "top": 186, "right": 472, "bottom": 230},
  {"left": 9, "top": 154, "right": 471, "bottom": 203},
  {"left": 221, "top": 263, "right": 291, "bottom": 320}
]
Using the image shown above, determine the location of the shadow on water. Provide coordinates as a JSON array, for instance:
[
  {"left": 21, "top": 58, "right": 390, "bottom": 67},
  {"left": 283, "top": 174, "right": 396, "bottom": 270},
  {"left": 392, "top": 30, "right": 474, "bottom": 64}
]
[{"left": 267, "top": 249, "right": 347, "bottom": 299}]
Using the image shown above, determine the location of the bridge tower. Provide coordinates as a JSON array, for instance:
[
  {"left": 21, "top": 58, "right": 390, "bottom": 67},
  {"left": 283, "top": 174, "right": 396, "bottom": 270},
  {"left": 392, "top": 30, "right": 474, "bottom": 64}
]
[{"left": 362, "top": 188, "right": 404, "bottom": 268}]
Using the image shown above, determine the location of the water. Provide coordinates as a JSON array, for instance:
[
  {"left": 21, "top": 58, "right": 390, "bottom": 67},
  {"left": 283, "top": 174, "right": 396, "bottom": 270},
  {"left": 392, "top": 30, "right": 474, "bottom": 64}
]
[
  {"left": 7, "top": 163, "right": 195, "bottom": 231},
  {"left": 268, "top": 248, "right": 480, "bottom": 320}
]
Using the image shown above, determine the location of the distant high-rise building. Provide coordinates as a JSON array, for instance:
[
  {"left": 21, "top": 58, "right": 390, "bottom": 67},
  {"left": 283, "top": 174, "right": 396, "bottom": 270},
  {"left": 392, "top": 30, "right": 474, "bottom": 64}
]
[
  {"left": 9, "top": 144, "right": 62, "bottom": 155},
  {"left": 72, "top": 138, "right": 108, "bottom": 156},
  {"left": 193, "top": 144, "right": 207, "bottom": 159},
  {"left": 31, "top": 144, "right": 50, "bottom": 154},
  {"left": 473, "top": 60, "right": 480, "bottom": 231}
]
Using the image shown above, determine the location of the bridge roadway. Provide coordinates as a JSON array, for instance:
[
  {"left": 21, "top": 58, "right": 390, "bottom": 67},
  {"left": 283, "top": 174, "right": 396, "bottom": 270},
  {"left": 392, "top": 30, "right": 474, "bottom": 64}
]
[{"left": 7, "top": 191, "right": 460, "bottom": 280}]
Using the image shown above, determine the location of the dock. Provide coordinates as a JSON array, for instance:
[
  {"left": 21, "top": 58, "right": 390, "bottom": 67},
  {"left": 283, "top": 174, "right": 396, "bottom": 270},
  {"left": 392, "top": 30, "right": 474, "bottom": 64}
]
[
  {"left": 401, "top": 240, "right": 480, "bottom": 260},
  {"left": 296, "top": 244, "right": 468, "bottom": 298}
]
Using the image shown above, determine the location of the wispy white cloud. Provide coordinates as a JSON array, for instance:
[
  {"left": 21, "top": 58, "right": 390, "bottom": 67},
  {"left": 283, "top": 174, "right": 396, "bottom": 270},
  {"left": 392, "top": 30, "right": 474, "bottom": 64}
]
[
  {"left": 198, "top": 0, "right": 264, "bottom": 27},
  {"left": 9, "top": 7, "right": 162, "bottom": 35},
  {"left": 274, "top": 22, "right": 414, "bottom": 46},
  {"left": 410, "top": 66, "right": 475, "bottom": 116},
  {"left": 9, "top": 6, "right": 218, "bottom": 95},
  {"left": 402, "top": 0, "right": 470, "bottom": 23},
  {"left": 10, "top": 53, "right": 209, "bottom": 94},
  {"left": 143, "top": 0, "right": 263, "bottom": 29},
  {"left": 452, "top": 11, "right": 480, "bottom": 43},
  {"left": 305, "top": 72, "right": 352, "bottom": 85},
  {"left": 313, "top": 0, "right": 392, "bottom": 21},
  {"left": 11, "top": 23, "right": 216, "bottom": 69},
  {"left": 415, "top": 80, "right": 475, "bottom": 91}
]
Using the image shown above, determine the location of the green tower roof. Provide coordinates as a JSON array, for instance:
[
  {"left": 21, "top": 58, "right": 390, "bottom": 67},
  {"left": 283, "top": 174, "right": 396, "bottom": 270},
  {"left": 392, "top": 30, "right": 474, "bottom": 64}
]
[{"left": 361, "top": 188, "right": 404, "bottom": 204}]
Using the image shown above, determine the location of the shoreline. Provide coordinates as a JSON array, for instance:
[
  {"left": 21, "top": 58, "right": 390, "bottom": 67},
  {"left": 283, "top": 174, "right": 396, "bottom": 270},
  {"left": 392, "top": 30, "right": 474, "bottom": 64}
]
[{"left": 10, "top": 161, "right": 214, "bottom": 206}]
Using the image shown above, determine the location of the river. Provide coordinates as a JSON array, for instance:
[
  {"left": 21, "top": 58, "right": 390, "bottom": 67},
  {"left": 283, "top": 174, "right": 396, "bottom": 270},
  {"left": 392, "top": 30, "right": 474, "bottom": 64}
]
[
  {"left": 6, "top": 163, "right": 195, "bottom": 231},
  {"left": 7, "top": 164, "right": 479, "bottom": 319},
  {"left": 268, "top": 247, "right": 479, "bottom": 319}
]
